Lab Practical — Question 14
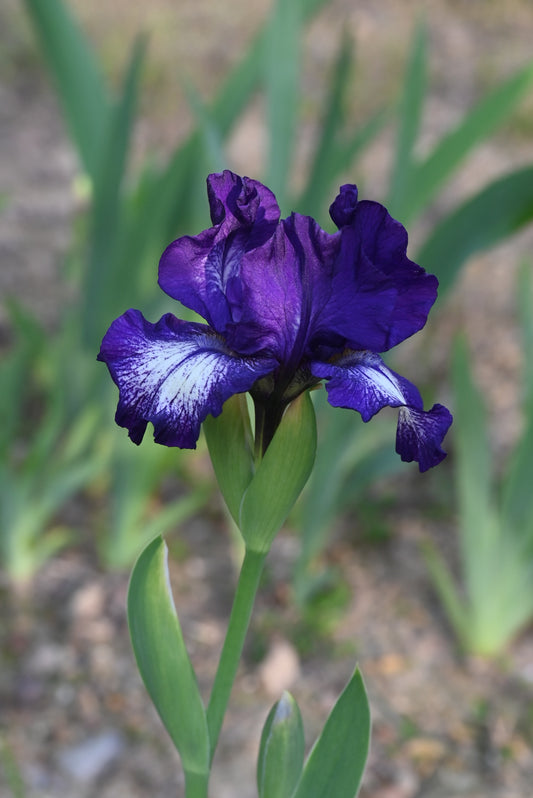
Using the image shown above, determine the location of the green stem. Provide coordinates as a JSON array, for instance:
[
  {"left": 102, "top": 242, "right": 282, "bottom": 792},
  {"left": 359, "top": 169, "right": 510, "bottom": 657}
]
[
  {"left": 184, "top": 770, "right": 210, "bottom": 798},
  {"left": 206, "top": 547, "right": 267, "bottom": 760}
]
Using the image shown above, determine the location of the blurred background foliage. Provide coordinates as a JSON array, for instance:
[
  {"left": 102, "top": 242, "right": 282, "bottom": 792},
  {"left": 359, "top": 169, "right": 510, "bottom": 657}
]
[{"left": 1, "top": 0, "right": 533, "bottom": 659}]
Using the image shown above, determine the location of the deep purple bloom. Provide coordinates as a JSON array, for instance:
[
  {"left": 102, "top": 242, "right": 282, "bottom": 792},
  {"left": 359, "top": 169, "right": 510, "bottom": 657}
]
[{"left": 98, "top": 171, "right": 452, "bottom": 471}]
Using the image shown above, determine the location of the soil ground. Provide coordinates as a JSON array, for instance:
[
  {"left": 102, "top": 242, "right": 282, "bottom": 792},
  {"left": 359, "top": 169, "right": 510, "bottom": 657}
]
[{"left": 1, "top": 1, "right": 533, "bottom": 796}]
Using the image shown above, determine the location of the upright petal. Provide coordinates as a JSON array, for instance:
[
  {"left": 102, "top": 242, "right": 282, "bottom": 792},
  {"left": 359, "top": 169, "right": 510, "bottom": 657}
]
[
  {"left": 311, "top": 350, "right": 452, "bottom": 471},
  {"left": 98, "top": 309, "right": 274, "bottom": 448},
  {"left": 159, "top": 171, "right": 280, "bottom": 334},
  {"left": 227, "top": 212, "right": 339, "bottom": 364},
  {"left": 326, "top": 187, "right": 438, "bottom": 352}
]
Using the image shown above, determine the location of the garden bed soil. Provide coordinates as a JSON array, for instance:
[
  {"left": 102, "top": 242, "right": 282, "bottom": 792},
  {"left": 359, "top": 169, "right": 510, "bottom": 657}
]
[{"left": 1, "top": 1, "right": 533, "bottom": 796}]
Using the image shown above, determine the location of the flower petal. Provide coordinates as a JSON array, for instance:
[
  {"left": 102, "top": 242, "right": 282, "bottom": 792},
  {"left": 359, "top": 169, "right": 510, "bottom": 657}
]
[
  {"left": 396, "top": 404, "right": 452, "bottom": 472},
  {"left": 97, "top": 309, "right": 274, "bottom": 448},
  {"left": 158, "top": 171, "right": 280, "bottom": 333},
  {"left": 311, "top": 350, "right": 452, "bottom": 471},
  {"left": 229, "top": 212, "right": 339, "bottom": 363},
  {"left": 312, "top": 350, "right": 420, "bottom": 421},
  {"left": 326, "top": 188, "right": 438, "bottom": 352}
]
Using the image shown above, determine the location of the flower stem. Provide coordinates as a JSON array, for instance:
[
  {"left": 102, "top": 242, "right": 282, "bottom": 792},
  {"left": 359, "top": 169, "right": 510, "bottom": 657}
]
[
  {"left": 184, "top": 770, "right": 210, "bottom": 798},
  {"left": 206, "top": 547, "right": 267, "bottom": 761}
]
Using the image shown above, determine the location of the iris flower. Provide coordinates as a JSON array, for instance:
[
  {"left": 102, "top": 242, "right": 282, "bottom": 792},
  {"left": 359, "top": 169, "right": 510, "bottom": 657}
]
[{"left": 98, "top": 170, "right": 452, "bottom": 471}]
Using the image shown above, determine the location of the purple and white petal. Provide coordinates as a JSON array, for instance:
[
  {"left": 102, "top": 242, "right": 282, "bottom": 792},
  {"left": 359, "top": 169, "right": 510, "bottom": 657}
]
[
  {"left": 311, "top": 349, "right": 452, "bottom": 471},
  {"left": 311, "top": 350, "right": 422, "bottom": 421},
  {"left": 158, "top": 171, "right": 280, "bottom": 333},
  {"left": 98, "top": 309, "right": 274, "bottom": 448},
  {"left": 396, "top": 404, "right": 452, "bottom": 472}
]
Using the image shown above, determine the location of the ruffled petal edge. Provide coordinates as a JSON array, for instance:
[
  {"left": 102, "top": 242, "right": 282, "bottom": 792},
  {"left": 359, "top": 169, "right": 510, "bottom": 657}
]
[
  {"left": 311, "top": 350, "right": 452, "bottom": 471},
  {"left": 97, "top": 309, "right": 274, "bottom": 448}
]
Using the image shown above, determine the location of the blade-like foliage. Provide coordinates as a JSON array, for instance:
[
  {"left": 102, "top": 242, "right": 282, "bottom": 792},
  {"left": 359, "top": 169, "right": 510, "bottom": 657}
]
[
  {"left": 387, "top": 20, "right": 427, "bottom": 217},
  {"left": 23, "top": 0, "right": 109, "bottom": 179},
  {"left": 257, "top": 692, "right": 305, "bottom": 798},
  {"left": 264, "top": 0, "right": 303, "bottom": 208},
  {"left": 418, "top": 165, "right": 533, "bottom": 297},
  {"left": 82, "top": 36, "right": 147, "bottom": 348},
  {"left": 292, "top": 668, "right": 370, "bottom": 798},
  {"left": 403, "top": 61, "right": 533, "bottom": 223},
  {"left": 128, "top": 536, "right": 210, "bottom": 780},
  {"left": 297, "top": 33, "right": 354, "bottom": 216}
]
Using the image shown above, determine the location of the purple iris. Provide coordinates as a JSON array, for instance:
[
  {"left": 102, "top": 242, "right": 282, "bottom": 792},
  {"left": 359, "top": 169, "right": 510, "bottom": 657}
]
[{"left": 98, "top": 170, "right": 452, "bottom": 471}]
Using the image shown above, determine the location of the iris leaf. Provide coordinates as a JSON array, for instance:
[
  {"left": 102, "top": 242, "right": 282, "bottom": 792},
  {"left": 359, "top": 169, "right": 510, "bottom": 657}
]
[
  {"left": 257, "top": 692, "right": 305, "bottom": 798},
  {"left": 264, "top": 0, "right": 303, "bottom": 209},
  {"left": 292, "top": 668, "right": 370, "bottom": 798},
  {"left": 452, "top": 337, "right": 494, "bottom": 558},
  {"left": 297, "top": 34, "right": 354, "bottom": 217},
  {"left": 404, "top": 61, "right": 533, "bottom": 223},
  {"left": 517, "top": 260, "right": 533, "bottom": 408},
  {"left": 501, "top": 263, "right": 533, "bottom": 531},
  {"left": 182, "top": 78, "right": 227, "bottom": 175},
  {"left": 418, "top": 165, "right": 533, "bottom": 297},
  {"left": 23, "top": 0, "right": 110, "bottom": 180},
  {"left": 128, "top": 536, "right": 210, "bottom": 780},
  {"left": 82, "top": 35, "right": 147, "bottom": 348},
  {"left": 296, "top": 35, "right": 387, "bottom": 221},
  {"left": 387, "top": 19, "right": 427, "bottom": 218}
]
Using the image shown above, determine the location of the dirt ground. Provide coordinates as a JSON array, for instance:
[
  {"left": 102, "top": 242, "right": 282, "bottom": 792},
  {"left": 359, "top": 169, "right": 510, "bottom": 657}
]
[{"left": 1, "top": 1, "right": 533, "bottom": 796}]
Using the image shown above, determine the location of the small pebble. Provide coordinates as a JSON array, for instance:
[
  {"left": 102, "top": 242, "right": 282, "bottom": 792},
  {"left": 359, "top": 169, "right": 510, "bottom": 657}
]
[
  {"left": 258, "top": 638, "right": 300, "bottom": 697},
  {"left": 57, "top": 729, "right": 125, "bottom": 783}
]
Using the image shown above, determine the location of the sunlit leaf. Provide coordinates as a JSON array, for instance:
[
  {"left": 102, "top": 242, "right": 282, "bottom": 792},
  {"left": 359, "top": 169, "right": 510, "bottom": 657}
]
[{"left": 128, "top": 536, "right": 210, "bottom": 777}]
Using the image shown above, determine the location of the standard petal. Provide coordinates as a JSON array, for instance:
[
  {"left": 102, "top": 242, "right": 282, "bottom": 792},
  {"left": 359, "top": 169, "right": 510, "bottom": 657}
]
[
  {"left": 227, "top": 212, "right": 339, "bottom": 365},
  {"left": 311, "top": 350, "right": 452, "bottom": 471},
  {"left": 158, "top": 171, "right": 280, "bottom": 333},
  {"left": 97, "top": 309, "right": 274, "bottom": 448},
  {"left": 326, "top": 190, "right": 438, "bottom": 352}
]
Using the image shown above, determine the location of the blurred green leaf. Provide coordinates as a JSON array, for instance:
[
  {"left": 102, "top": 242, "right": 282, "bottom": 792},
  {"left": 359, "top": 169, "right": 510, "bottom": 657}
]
[
  {"left": 452, "top": 337, "right": 494, "bottom": 548},
  {"left": 418, "top": 165, "right": 533, "bottom": 297},
  {"left": 421, "top": 540, "right": 468, "bottom": 645},
  {"left": 387, "top": 20, "right": 427, "bottom": 217},
  {"left": 240, "top": 392, "right": 317, "bottom": 554},
  {"left": 257, "top": 692, "right": 305, "bottom": 798},
  {"left": 0, "top": 302, "right": 44, "bottom": 454},
  {"left": 517, "top": 261, "right": 533, "bottom": 407},
  {"left": 264, "top": 0, "right": 302, "bottom": 208},
  {"left": 404, "top": 61, "right": 533, "bottom": 222},
  {"left": 99, "top": 430, "right": 208, "bottom": 570},
  {"left": 0, "top": 407, "right": 103, "bottom": 583},
  {"left": 82, "top": 35, "right": 147, "bottom": 347},
  {"left": 0, "top": 734, "right": 25, "bottom": 798},
  {"left": 183, "top": 78, "right": 227, "bottom": 175},
  {"left": 292, "top": 668, "right": 370, "bottom": 798},
  {"left": 426, "top": 335, "right": 533, "bottom": 656},
  {"left": 501, "top": 262, "right": 533, "bottom": 531},
  {"left": 501, "top": 412, "right": 533, "bottom": 534},
  {"left": 294, "top": 394, "right": 398, "bottom": 605},
  {"left": 23, "top": 0, "right": 109, "bottom": 179},
  {"left": 128, "top": 536, "right": 210, "bottom": 781},
  {"left": 297, "top": 34, "right": 354, "bottom": 217}
]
